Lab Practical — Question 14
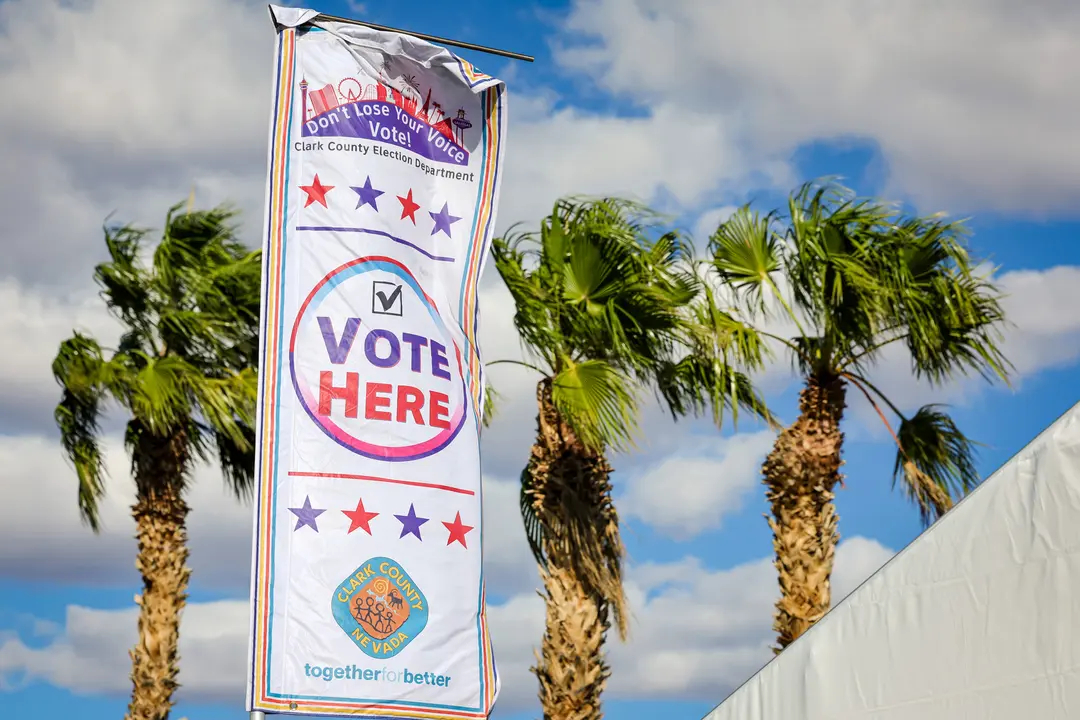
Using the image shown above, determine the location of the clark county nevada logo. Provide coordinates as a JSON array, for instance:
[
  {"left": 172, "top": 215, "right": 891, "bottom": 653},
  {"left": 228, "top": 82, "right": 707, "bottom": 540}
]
[
  {"left": 300, "top": 74, "right": 473, "bottom": 167},
  {"left": 331, "top": 557, "right": 429, "bottom": 659}
]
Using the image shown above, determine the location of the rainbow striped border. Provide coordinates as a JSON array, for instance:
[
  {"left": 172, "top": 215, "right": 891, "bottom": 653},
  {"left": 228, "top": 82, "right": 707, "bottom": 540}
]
[
  {"left": 246, "top": 26, "right": 505, "bottom": 718},
  {"left": 453, "top": 57, "right": 497, "bottom": 90},
  {"left": 457, "top": 82, "right": 507, "bottom": 715}
]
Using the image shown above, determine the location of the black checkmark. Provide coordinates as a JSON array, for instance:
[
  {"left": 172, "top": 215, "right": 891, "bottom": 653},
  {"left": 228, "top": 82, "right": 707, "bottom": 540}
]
[{"left": 374, "top": 284, "right": 402, "bottom": 312}]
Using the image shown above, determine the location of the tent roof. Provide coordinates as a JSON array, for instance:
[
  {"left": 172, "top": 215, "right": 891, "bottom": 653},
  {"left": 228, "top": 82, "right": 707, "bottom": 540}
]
[{"left": 703, "top": 401, "right": 1080, "bottom": 720}]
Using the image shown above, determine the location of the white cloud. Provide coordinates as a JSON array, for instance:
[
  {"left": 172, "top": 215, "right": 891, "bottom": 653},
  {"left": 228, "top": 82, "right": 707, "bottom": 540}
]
[
  {"left": 0, "top": 433, "right": 253, "bottom": 588},
  {"left": 0, "top": 537, "right": 895, "bottom": 712},
  {"left": 0, "top": 432, "right": 538, "bottom": 598},
  {"left": 0, "top": 601, "right": 247, "bottom": 700},
  {"left": 476, "top": 276, "right": 545, "bottom": 480},
  {"left": 0, "top": 278, "right": 122, "bottom": 433},
  {"left": 693, "top": 205, "right": 738, "bottom": 246},
  {"left": 486, "top": 593, "right": 547, "bottom": 713},
  {"left": 0, "top": 0, "right": 776, "bottom": 299},
  {"left": 997, "top": 265, "right": 1080, "bottom": 375},
  {"left": 612, "top": 537, "right": 895, "bottom": 701},
  {"left": 557, "top": 0, "right": 1080, "bottom": 215},
  {"left": 620, "top": 430, "right": 775, "bottom": 539},
  {"left": 496, "top": 96, "right": 789, "bottom": 235},
  {"left": 495, "top": 535, "right": 896, "bottom": 709},
  {"left": 0, "top": 0, "right": 273, "bottom": 287},
  {"left": 476, "top": 474, "right": 538, "bottom": 596}
]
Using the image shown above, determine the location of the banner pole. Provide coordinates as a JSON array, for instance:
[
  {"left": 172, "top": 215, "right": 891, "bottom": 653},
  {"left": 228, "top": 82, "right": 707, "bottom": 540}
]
[
  {"left": 250, "top": 712, "right": 266, "bottom": 719},
  {"left": 302, "top": 10, "right": 535, "bottom": 62}
]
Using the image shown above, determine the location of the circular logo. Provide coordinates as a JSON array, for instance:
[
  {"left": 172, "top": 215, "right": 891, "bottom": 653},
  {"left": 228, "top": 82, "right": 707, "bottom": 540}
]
[{"left": 289, "top": 256, "right": 467, "bottom": 461}]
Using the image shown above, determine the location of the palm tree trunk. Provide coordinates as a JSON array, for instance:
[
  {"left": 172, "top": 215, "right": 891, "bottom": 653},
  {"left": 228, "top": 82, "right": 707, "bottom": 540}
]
[
  {"left": 126, "top": 428, "right": 191, "bottom": 720},
  {"left": 525, "top": 378, "right": 624, "bottom": 720},
  {"left": 534, "top": 565, "right": 610, "bottom": 720},
  {"left": 762, "top": 372, "right": 846, "bottom": 652}
]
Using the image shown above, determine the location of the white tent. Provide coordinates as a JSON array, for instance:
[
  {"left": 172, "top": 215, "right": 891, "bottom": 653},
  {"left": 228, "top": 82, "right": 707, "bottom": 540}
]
[{"left": 704, "top": 402, "right": 1080, "bottom": 720}]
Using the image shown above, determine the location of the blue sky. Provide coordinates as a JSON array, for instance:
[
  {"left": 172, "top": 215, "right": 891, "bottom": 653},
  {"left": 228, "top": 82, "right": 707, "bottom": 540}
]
[{"left": 2, "top": 1, "right": 1080, "bottom": 719}]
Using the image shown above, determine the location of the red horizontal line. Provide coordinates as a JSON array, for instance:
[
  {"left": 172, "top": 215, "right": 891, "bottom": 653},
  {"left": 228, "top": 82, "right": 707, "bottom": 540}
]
[{"left": 287, "top": 471, "right": 475, "bottom": 496}]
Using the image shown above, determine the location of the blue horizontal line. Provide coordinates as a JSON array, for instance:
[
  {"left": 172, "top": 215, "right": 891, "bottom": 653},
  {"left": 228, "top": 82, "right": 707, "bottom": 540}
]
[{"left": 294, "top": 226, "right": 456, "bottom": 263}]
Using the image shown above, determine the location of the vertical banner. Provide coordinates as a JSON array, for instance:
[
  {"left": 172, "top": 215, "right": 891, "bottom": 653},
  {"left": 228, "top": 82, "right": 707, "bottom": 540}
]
[{"left": 248, "top": 6, "right": 506, "bottom": 717}]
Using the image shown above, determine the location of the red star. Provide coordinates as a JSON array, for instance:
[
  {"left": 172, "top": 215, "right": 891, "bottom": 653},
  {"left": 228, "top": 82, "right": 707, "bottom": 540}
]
[
  {"left": 397, "top": 189, "right": 421, "bottom": 224},
  {"left": 300, "top": 174, "right": 334, "bottom": 208},
  {"left": 442, "top": 512, "right": 474, "bottom": 548},
  {"left": 342, "top": 498, "right": 379, "bottom": 535}
]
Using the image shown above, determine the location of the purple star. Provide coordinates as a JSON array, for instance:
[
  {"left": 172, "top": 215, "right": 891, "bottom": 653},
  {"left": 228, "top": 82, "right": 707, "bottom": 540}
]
[
  {"left": 289, "top": 495, "right": 325, "bottom": 532},
  {"left": 350, "top": 176, "right": 384, "bottom": 211},
  {"left": 429, "top": 202, "right": 461, "bottom": 237},
  {"left": 395, "top": 503, "right": 429, "bottom": 540}
]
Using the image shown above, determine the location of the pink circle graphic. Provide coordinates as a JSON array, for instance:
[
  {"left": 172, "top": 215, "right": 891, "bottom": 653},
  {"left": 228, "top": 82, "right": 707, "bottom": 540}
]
[{"left": 288, "top": 255, "right": 467, "bottom": 461}]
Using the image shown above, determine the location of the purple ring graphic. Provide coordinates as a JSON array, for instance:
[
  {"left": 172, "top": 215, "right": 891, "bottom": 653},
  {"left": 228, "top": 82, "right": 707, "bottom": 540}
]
[{"left": 289, "top": 255, "right": 467, "bottom": 462}]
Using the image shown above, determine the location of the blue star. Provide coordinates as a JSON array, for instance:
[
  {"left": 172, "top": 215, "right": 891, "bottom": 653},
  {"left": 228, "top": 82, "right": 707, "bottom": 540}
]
[
  {"left": 395, "top": 503, "right": 429, "bottom": 541},
  {"left": 429, "top": 202, "right": 461, "bottom": 237},
  {"left": 350, "top": 176, "right": 384, "bottom": 211},
  {"left": 289, "top": 495, "right": 325, "bottom": 532}
]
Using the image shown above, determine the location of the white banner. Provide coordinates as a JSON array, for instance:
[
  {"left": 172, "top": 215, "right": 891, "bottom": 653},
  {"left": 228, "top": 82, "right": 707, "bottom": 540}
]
[{"left": 248, "top": 7, "right": 506, "bottom": 717}]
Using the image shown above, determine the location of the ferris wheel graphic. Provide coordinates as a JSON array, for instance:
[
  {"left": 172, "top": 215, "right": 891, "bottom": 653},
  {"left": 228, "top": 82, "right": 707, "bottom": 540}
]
[{"left": 338, "top": 78, "right": 363, "bottom": 103}]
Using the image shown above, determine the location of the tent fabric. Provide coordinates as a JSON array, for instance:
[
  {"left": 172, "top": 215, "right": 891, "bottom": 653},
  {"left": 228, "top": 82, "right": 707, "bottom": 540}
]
[{"left": 703, "top": 401, "right": 1080, "bottom": 720}]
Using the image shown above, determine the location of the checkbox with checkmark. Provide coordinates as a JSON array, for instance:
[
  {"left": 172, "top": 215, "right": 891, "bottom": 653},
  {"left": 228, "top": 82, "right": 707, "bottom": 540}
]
[{"left": 372, "top": 280, "right": 404, "bottom": 316}]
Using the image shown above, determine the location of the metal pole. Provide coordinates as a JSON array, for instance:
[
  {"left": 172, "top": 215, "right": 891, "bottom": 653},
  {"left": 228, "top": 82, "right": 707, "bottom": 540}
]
[
  {"left": 309, "top": 12, "right": 535, "bottom": 62},
  {"left": 250, "top": 712, "right": 266, "bottom": 720}
]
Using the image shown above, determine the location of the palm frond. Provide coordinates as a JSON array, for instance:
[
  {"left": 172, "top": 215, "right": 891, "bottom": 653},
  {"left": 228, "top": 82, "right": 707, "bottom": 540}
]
[
  {"left": 894, "top": 404, "right": 981, "bottom": 525},
  {"left": 656, "top": 354, "right": 776, "bottom": 429},
  {"left": 519, "top": 466, "right": 547, "bottom": 568},
  {"left": 550, "top": 359, "right": 638, "bottom": 453},
  {"left": 480, "top": 383, "right": 499, "bottom": 429},
  {"left": 563, "top": 228, "right": 618, "bottom": 310},
  {"left": 491, "top": 196, "right": 703, "bottom": 450},
  {"left": 52, "top": 334, "right": 111, "bottom": 530},
  {"left": 153, "top": 202, "right": 242, "bottom": 303},
  {"left": 126, "top": 354, "right": 196, "bottom": 434},
  {"left": 95, "top": 224, "right": 153, "bottom": 334},
  {"left": 215, "top": 421, "right": 257, "bottom": 499},
  {"left": 188, "top": 368, "right": 257, "bottom": 445},
  {"left": 490, "top": 236, "right": 560, "bottom": 372},
  {"left": 55, "top": 198, "right": 262, "bottom": 530},
  {"left": 521, "top": 433, "right": 628, "bottom": 638},
  {"left": 713, "top": 178, "right": 1010, "bottom": 395},
  {"left": 784, "top": 196, "right": 892, "bottom": 353},
  {"left": 690, "top": 277, "right": 770, "bottom": 371},
  {"left": 539, "top": 210, "right": 569, "bottom": 282},
  {"left": 708, "top": 205, "right": 780, "bottom": 313},
  {"left": 902, "top": 264, "right": 1011, "bottom": 386}
]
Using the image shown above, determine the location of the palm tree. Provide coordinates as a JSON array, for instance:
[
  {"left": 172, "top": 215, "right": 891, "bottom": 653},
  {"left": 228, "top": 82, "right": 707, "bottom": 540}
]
[
  {"left": 52, "top": 201, "right": 261, "bottom": 720},
  {"left": 707, "top": 181, "right": 1010, "bottom": 651},
  {"left": 490, "top": 197, "right": 722, "bottom": 720}
]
